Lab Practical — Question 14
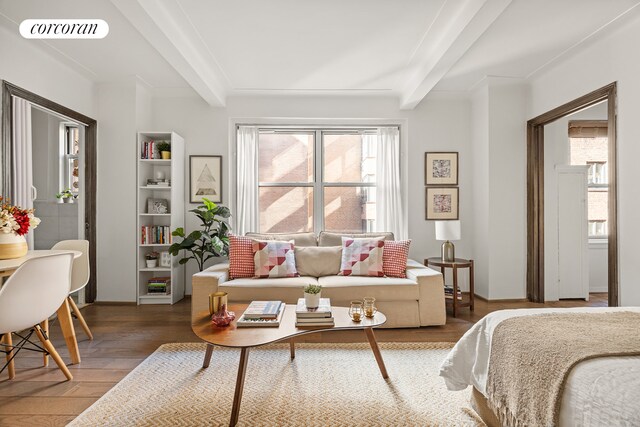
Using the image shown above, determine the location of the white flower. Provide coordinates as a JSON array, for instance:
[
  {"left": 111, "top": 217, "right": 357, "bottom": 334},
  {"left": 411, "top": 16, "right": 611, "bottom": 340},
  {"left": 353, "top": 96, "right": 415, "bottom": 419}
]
[{"left": 28, "top": 213, "right": 41, "bottom": 230}]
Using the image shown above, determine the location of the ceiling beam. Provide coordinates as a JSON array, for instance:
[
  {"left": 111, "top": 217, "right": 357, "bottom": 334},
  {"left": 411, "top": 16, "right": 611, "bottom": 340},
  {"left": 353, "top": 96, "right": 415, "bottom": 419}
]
[
  {"left": 399, "top": 0, "right": 512, "bottom": 110},
  {"left": 111, "top": 0, "right": 228, "bottom": 107}
]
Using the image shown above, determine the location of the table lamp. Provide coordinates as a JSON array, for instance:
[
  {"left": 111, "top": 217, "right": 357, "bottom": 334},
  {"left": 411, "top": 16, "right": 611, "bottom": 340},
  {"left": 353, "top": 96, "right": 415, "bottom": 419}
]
[{"left": 435, "top": 220, "right": 460, "bottom": 262}]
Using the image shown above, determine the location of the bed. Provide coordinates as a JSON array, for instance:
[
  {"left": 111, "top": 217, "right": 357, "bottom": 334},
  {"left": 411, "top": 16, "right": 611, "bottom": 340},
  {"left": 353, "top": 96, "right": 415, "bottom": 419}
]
[{"left": 440, "top": 307, "right": 640, "bottom": 426}]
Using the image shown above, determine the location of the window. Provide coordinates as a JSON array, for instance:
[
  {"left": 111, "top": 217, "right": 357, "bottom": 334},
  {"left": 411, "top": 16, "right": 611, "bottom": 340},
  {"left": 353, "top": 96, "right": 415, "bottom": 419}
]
[
  {"left": 588, "top": 220, "right": 607, "bottom": 237},
  {"left": 587, "top": 161, "right": 607, "bottom": 185},
  {"left": 257, "top": 128, "right": 387, "bottom": 233},
  {"left": 62, "top": 125, "right": 80, "bottom": 194}
]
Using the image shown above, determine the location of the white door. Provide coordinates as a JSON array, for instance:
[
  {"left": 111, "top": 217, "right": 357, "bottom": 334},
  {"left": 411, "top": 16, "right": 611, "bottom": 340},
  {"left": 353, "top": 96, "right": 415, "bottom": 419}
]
[{"left": 557, "top": 165, "right": 589, "bottom": 300}]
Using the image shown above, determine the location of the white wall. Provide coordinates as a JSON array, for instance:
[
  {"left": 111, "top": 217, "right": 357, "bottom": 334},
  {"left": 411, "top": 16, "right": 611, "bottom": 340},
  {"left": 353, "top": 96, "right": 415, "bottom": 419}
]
[
  {"left": 528, "top": 8, "right": 640, "bottom": 305},
  {"left": 152, "top": 94, "right": 473, "bottom": 294}
]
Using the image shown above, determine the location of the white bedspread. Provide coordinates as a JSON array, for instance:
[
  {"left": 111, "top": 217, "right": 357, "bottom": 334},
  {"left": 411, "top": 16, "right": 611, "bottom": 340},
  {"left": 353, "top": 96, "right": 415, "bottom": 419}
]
[{"left": 440, "top": 307, "right": 640, "bottom": 426}]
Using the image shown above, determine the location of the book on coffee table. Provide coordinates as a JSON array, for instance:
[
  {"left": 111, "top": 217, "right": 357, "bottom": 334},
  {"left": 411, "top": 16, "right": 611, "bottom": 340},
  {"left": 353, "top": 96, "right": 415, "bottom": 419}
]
[
  {"left": 295, "top": 298, "right": 332, "bottom": 318},
  {"left": 242, "top": 300, "right": 283, "bottom": 319},
  {"left": 237, "top": 303, "right": 285, "bottom": 327}
]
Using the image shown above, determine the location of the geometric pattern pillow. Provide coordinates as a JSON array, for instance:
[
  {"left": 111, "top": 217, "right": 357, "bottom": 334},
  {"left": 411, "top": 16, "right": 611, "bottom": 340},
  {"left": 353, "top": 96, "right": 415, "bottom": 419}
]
[
  {"left": 383, "top": 240, "right": 411, "bottom": 278},
  {"left": 252, "top": 240, "right": 299, "bottom": 278},
  {"left": 339, "top": 237, "right": 385, "bottom": 277},
  {"left": 229, "top": 234, "right": 255, "bottom": 279}
]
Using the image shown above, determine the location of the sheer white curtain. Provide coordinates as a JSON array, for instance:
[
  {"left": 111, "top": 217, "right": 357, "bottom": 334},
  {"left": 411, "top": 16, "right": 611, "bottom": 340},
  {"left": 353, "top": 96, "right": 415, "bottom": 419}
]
[
  {"left": 11, "top": 97, "right": 34, "bottom": 248},
  {"left": 236, "top": 126, "right": 260, "bottom": 235},
  {"left": 376, "top": 127, "right": 406, "bottom": 240}
]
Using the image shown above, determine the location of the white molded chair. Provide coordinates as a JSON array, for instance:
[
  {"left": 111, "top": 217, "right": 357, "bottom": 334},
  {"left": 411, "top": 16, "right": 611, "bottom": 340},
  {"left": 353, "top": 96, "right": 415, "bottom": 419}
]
[
  {"left": 0, "top": 253, "right": 74, "bottom": 380},
  {"left": 52, "top": 240, "right": 92, "bottom": 340}
]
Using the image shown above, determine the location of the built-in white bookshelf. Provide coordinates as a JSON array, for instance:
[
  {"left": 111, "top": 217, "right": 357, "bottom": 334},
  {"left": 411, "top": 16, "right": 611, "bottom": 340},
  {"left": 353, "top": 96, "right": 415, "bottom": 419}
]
[{"left": 136, "top": 131, "right": 185, "bottom": 305}]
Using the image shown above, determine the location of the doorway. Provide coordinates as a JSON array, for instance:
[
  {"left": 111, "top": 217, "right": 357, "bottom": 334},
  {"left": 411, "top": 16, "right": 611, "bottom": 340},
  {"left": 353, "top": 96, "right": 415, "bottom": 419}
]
[
  {"left": 527, "top": 83, "right": 617, "bottom": 306},
  {"left": 1, "top": 81, "right": 97, "bottom": 302}
]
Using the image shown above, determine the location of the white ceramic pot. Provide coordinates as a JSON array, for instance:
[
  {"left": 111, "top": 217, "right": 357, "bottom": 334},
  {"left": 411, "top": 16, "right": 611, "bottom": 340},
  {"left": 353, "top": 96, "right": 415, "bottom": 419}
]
[
  {"left": 0, "top": 233, "right": 28, "bottom": 259},
  {"left": 146, "top": 259, "right": 158, "bottom": 268},
  {"left": 304, "top": 292, "right": 321, "bottom": 309}
]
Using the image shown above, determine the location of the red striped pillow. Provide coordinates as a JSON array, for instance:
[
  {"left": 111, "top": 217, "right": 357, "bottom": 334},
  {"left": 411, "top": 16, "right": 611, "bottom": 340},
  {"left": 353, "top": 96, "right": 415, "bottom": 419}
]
[
  {"left": 383, "top": 240, "right": 411, "bottom": 278},
  {"left": 229, "top": 234, "right": 254, "bottom": 279}
]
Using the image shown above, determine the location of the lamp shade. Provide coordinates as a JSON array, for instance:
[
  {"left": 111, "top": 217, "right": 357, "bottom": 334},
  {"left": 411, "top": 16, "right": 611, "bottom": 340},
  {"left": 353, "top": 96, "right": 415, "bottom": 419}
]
[{"left": 435, "top": 220, "right": 461, "bottom": 241}]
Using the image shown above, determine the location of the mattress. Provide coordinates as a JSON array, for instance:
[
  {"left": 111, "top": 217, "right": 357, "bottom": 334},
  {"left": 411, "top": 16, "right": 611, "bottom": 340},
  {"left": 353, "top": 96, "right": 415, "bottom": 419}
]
[{"left": 439, "top": 307, "right": 640, "bottom": 426}]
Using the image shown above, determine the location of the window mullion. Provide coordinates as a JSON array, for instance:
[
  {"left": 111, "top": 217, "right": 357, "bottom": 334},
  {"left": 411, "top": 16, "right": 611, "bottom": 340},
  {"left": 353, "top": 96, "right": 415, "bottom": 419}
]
[{"left": 314, "top": 130, "right": 323, "bottom": 233}]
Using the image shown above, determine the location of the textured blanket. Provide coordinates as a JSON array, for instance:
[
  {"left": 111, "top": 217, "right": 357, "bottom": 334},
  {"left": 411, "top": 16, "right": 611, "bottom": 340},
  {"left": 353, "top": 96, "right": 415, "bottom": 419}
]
[{"left": 486, "top": 311, "right": 640, "bottom": 427}]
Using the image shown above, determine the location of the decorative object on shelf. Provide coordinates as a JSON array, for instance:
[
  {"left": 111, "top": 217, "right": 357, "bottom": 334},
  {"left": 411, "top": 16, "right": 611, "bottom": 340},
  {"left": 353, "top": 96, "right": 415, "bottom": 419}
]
[
  {"left": 159, "top": 251, "right": 171, "bottom": 268},
  {"left": 349, "top": 300, "right": 363, "bottom": 322},
  {"left": 426, "top": 187, "right": 459, "bottom": 220},
  {"left": 209, "top": 291, "right": 235, "bottom": 327},
  {"left": 155, "top": 171, "right": 166, "bottom": 180},
  {"left": 145, "top": 251, "right": 159, "bottom": 268},
  {"left": 303, "top": 284, "right": 322, "bottom": 309},
  {"left": 363, "top": 297, "right": 377, "bottom": 318},
  {"left": 156, "top": 141, "right": 171, "bottom": 160},
  {"left": 435, "top": 220, "right": 461, "bottom": 262},
  {"left": 147, "top": 198, "right": 169, "bottom": 214},
  {"left": 169, "top": 198, "right": 231, "bottom": 271},
  {"left": 55, "top": 188, "right": 77, "bottom": 204},
  {"left": 425, "top": 152, "right": 458, "bottom": 186},
  {"left": 190, "top": 155, "right": 222, "bottom": 203},
  {"left": 0, "top": 198, "right": 40, "bottom": 259}
]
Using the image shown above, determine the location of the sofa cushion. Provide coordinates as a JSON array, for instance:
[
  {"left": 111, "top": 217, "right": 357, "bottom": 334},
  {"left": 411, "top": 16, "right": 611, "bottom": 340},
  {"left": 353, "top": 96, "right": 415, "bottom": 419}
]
[
  {"left": 252, "top": 240, "right": 299, "bottom": 278},
  {"left": 246, "top": 232, "right": 317, "bottom": 247},
  {"left": 339, "top": 237, "right": 385, "bottom": 277},
  {"left": 318, "top": 231, "right": 394, "bottom": 246},
  {"left": 294, "top": 246, "right": 342, "bottom": 277},
  {"left": 220, "top": 276, "right": 318, "bottom": 303},
  {"left": 383, "top": 240, "right": 411, "bottom": 278},
  {"left": 229, "top": 234, "right": 254, "bottom": 279},
  {"left": 317, "top": 275, "right": 419, "bottom": 301}
]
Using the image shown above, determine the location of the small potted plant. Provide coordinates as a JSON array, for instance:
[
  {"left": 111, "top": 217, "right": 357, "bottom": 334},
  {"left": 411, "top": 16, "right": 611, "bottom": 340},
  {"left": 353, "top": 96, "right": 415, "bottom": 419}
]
[
  {"left": 145, "top": 251, "right": 159, "bottom": 268},
  {"left": 55, "top": 188, "right": 75, "bottom": 203},
  {"left": 156, "top": 141, "right": 171, "bottom": 160},
  {"left": 303, "top": 284, "right": 322, "bottom": 309}
]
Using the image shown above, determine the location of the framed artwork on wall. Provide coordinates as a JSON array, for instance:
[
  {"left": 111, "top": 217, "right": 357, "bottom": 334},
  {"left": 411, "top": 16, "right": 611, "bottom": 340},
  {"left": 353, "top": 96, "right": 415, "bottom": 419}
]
[
  {"left": 190, "top": 155, "right": 222, "bottom": 203},
  {"left": 425, "top": 152, "right": 458, "bottom": 185},
  {"left": 425, "top": 187, "right": 459, "bottom": 220}
]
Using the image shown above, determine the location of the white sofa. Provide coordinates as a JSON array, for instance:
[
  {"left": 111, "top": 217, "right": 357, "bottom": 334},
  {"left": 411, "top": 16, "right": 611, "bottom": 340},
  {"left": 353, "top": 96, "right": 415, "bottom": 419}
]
[{"left": 191, "top": 232, "right": 446, "bottom": 328}]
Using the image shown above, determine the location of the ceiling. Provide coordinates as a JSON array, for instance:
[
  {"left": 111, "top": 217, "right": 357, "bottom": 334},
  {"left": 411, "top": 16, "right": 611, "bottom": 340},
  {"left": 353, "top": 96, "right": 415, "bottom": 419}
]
[{"left": 1, "top": 0, "right": 638, "bottom": 109}]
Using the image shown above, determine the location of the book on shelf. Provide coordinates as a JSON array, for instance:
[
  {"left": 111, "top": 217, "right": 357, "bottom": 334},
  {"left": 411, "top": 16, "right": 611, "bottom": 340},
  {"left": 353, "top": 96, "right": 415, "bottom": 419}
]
[
  {"left": 147, "top": 277, "right": 171, "bottom": 295},
  {"left": 295, "top": 298, "right": 332, "bottom": 318},
  {"left": 141, "top": 141, "right": 160, "bottom": 160},
  {"left": 444, "top": 287, "right": 463, "bottom": 300},
  {"left": 237, "top": 303, "right": 285, "bottom": 327},
  {"left": 140, "top": 225, "right": 172, "bottom": 245},
  {"left": 242, "top": 301, "right": 283, "bottom": 319}
]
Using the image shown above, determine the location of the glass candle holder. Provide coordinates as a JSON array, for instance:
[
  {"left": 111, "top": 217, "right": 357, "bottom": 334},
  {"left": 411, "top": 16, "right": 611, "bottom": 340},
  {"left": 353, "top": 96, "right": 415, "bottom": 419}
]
[
  {"left": 363, "top": 297, "right": 377, "bottom": 318},
  {"left": 349, "top": 300, "right": 364, "bottom": 322}
]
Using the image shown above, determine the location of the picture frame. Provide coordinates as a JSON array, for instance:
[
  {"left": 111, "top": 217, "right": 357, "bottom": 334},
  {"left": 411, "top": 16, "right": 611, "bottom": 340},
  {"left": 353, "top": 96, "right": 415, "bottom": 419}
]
[
  {"left": 190, "top": 155, "right": 222, "bottom": 203},
  {"left": 147, "top": 198, "right": 169, "bottom": 214},
  {"left": 425, "top": 152, "right": 458, "bottom": 185},
  {"left": 159, "top": 251, "right": 171, "bottom": 268},
  {"left": 425, "top": 187, "right": 459, "bottom": 220}
]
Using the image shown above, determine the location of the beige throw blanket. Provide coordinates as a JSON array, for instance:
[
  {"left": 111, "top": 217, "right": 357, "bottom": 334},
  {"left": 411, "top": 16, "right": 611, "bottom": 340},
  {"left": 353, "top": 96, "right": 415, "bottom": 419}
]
[{"left": 486, "top": 311, "right": 640, "bottom": 427}]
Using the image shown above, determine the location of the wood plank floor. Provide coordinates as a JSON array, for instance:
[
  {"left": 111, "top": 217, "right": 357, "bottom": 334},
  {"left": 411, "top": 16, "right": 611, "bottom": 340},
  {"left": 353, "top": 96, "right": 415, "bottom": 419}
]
[{"left": 0, "top": 294, "right": 607, "bottom": 426}]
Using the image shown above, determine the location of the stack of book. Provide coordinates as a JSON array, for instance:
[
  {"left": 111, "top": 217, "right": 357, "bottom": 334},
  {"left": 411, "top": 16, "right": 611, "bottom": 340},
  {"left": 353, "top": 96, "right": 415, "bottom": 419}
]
[
  {"left": 444, "top": 287, "right": 463, "bottom": 301},
  {"left": 147, "top": 277, "right": 171, "bottom": 295},
  {"left": 295, "top": 298, "right": 334, "bottom": 327},
  {"left": 146, "top": 178, "right": 171, "bottom": 187},
  {"left": 237, "top": 301, "right": 285, "bottom": 327}
]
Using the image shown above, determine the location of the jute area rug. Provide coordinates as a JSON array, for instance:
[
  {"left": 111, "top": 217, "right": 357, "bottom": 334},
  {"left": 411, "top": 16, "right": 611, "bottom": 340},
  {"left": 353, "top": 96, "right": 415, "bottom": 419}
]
[{"left": 69, "top": 342, "right": 482, "bottom": 427}]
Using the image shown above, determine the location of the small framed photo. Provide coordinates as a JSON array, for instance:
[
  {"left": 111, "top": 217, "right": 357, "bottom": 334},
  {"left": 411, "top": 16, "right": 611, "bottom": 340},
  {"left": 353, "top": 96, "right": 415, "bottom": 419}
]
[
  {"left": 426, "top": 187, "right": 459, "bottom": 220},
  {"left": 159, "top": 251, "right": 171, "bottom": 268},
  {"left": 190, "top": 155, "right": 222, "bottom": 203},
  {"left": 147, "top": 198, "right": 169, "bottom": 214},
  {"left": 425, "top": 152, "right": 458, "bottom": 185}
]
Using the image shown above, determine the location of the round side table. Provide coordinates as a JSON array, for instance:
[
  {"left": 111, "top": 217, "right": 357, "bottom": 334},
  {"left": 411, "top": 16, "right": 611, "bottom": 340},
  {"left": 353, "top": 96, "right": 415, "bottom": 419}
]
[{"left": 424, "top": 257, "right": 474, "bottom": 317}]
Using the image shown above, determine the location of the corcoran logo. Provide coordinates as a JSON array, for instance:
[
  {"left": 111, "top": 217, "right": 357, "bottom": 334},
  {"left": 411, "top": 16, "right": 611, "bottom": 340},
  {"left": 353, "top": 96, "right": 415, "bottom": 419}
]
[{"left": 19, "top": 19, "right": 109, "bottom": 39}]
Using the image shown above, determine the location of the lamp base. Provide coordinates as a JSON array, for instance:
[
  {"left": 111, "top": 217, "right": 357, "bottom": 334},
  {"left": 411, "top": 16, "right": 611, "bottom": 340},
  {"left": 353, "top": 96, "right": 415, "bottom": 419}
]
[{"left": 441, "top": 241, "right": 455, "bottom": 262}]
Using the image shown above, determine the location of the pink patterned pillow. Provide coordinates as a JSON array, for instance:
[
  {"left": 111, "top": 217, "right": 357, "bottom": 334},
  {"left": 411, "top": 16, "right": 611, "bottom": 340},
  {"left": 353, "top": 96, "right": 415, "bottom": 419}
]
[
  {"left": 383, "top": 240, "right": 411, "bottom": 278},
  {"left": 229, "top": 234, "right": 254, "bottom": 279},
  {"left": 252, "top": 240, "right": 299, "bottom": 278},
  {"left": 339, "top": 237, "right": 385, "bottom": 277}
]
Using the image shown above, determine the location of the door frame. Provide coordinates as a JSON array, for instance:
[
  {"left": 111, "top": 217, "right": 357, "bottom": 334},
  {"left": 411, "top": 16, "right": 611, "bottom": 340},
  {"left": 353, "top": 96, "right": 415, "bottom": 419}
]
[
  {"left": 527, "top": 82, "right": 617, "bottom": 305},
  {"left": 1, "top": 81, "right": 98, "bottom": 303}
]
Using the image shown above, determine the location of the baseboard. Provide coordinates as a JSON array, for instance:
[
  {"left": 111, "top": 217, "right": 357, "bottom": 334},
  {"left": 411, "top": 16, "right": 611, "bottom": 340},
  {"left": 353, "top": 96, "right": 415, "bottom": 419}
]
[
  {"left": 473, "top": 294, "right": 529, "bottom": 303},
  {"left": 93, "top": 301, "right": 137, "bottom": 305},
  {"left": 589, "top": 288, "right": 608, "bottom": 293}
]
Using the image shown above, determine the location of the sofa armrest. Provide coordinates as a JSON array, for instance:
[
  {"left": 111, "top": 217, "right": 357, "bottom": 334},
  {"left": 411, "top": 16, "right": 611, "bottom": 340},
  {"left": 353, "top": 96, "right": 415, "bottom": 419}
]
[
  {"left": 406, "top": 261, "right": 446, "bottom": 326},
  {"left": 191, "top": 263, "right": 229, "bottom": 325}
]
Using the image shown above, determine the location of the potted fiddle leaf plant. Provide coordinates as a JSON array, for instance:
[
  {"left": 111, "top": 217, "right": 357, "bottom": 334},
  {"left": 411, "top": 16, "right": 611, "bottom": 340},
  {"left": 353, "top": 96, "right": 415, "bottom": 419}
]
[
  {"left": 169, "top": 198, "right": 231, "bottom": 271},
  {"left": 156, "top": 141, "right": 171, "bottom": 160}
]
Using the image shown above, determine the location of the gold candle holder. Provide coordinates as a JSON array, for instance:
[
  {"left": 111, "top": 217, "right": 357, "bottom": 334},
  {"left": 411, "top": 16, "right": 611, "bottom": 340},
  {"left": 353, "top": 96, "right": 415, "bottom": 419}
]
[
  {"left": 349, "top": 300, "right": 364, "bottom": 322},
  {"left": 363, "top": 297, "right": 377, "bottom": 318},
  {"left": 209, "top": 292, "right": 228, "bottom": 315}
]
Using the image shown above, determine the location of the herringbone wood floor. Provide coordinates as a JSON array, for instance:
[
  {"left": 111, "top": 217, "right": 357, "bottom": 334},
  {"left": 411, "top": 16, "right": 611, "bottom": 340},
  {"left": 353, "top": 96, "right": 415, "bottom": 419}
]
[{"left": 0, "top": 294, "right": 607, "bottom": 426}]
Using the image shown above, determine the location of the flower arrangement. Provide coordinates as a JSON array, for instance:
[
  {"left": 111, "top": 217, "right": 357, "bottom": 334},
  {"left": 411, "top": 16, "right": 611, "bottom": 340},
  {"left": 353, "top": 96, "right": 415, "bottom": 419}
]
[
  {"left": 0, "top": 197, "right": 40, "bottom": 236},
  {"left": 145, "top": 251, "right": 160, "bottom": 260}
]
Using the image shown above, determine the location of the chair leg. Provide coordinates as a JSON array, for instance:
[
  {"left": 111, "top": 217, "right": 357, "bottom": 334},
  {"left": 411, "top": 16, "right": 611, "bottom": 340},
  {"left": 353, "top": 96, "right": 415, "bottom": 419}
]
[
  {"left": 68, "top": 296, "right": 93, "bottom": 340},
  {"left": 41, "top": 319, "right": 49, "bottom": 367},
  {"left": 2, "top": 333, "right": 15, "bottom": 380},
  {"left": 34, "top": 325, "right": 72, "bottom": 381}
]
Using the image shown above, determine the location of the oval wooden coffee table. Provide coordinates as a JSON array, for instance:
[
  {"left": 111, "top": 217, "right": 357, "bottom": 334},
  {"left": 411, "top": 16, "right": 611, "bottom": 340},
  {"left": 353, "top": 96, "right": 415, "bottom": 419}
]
[{"left": 192, "top": 303, "right": 388, "bottom": 427}]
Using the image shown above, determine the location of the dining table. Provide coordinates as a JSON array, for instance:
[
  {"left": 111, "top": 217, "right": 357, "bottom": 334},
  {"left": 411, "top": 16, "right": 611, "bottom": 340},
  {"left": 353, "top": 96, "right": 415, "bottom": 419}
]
[{"left": 0, "top": 250, "right": 83, "bottom": 365}]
